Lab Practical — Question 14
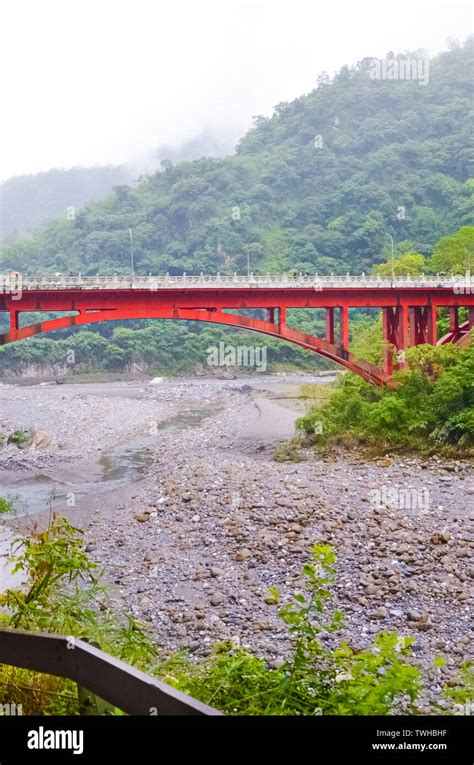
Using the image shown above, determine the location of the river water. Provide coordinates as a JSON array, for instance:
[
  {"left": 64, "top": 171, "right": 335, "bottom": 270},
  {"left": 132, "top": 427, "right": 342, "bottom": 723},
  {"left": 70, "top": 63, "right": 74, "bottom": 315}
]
[
  {"left": 0, "top": 409, "right": 210, "bottom": 517},
  {"left": 0, "top": 373, "right": 331, "bottom": 592},
  {"left": 0, "top": 406, "right": 210, "bottom": 591}
]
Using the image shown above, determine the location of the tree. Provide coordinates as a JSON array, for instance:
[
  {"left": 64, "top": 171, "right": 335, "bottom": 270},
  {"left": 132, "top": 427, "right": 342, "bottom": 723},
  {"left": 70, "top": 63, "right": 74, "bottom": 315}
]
[
  {"left": 429, "top": 226, "right": 474, "bottom": 274},
  {"left": 372, "top": 252, "right": 426, "bottom": 277}
]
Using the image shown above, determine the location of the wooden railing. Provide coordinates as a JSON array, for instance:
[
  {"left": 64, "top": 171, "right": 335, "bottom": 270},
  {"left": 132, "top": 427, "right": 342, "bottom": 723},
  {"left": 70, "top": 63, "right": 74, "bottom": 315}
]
[{"left": 0, "top": 629, "right": 221, "bottom": 716}]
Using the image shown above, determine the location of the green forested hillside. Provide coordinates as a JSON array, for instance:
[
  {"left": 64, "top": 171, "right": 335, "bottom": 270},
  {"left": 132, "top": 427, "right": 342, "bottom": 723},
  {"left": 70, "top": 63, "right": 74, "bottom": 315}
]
[
  {"left": 0, "top": 40, "right": 472, "bottom": 375},
  {"left": 1, "top": 41, "right": 472, "bottom": 277}
]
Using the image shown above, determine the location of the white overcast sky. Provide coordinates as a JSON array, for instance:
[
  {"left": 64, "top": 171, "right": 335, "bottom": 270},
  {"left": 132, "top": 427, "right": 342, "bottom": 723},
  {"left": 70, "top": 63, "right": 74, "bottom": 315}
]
[{"left": 0, "top": 0, "right": 472, "bottom": 181}]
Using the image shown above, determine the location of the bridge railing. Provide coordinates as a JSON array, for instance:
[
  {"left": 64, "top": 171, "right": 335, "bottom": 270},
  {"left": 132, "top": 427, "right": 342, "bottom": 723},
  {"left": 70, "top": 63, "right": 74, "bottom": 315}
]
[
  {"left": 4, "top": 273, "right": 465, "bottom": 290},
  {"left": 0, "top": 628, "right": 220, "bottom": 715}
]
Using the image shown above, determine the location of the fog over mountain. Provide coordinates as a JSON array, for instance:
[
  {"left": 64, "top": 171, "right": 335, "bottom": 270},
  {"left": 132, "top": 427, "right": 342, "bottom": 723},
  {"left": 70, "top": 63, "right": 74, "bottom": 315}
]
[
  {"left": 1, "top": 0, "right": 471, "bottom": 181},
  {"left": 0, "top": 128, "right": 239, "bottom": 240}
]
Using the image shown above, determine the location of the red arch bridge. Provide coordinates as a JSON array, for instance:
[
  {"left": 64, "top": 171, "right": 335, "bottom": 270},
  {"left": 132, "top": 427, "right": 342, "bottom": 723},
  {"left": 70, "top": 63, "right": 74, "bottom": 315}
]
[{"left": 0, "top": 274, "right": 473, "bottom": 386}]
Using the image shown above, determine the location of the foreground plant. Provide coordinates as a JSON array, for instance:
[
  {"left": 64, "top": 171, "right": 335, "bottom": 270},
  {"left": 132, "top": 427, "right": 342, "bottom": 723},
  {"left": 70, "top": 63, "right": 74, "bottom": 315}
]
[
  {"left": 160, "top": 545, "right": 422, "bottom": 715},
  {"left": 0, "top": 515, "right": 156, "bottom": 714},
  {"left": 0, "top": 496, "right": 17, "bottom": 516},
  {"left": 0, "top": 520, "right": 471, "bottom": 715}
]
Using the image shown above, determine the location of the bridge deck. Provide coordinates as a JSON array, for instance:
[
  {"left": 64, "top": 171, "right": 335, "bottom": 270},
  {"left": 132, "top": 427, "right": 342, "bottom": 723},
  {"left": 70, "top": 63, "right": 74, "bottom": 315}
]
[
  {"left": 0, "top": 274, "right": 472, "bottom": 386},
  {"left": 2, "top": 273, "right": 472, "bottom": 291}
]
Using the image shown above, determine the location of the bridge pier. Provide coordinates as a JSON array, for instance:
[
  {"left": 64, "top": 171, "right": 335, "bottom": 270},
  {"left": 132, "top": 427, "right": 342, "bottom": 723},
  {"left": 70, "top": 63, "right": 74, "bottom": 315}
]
[
  {"left": 325, "top": 308, "right": 335, "bottom": 344},
  {"left": 408, "top": 305, "right": 437, "bottom": 346},
  {"left": 267, "top": 308, "right": 275, "bottom": 324},
  {"left": 427, "top": 305, "right": 438, "bottom": 345},
  {"left": 449, "top": 306, "right": 459, "bottom": 333},
  {"left": 468, "top": 307, "right": 474, "bottom": 331},
  {"left": 278, "top": 307, "right": 286, "bottom": 328},
  {"left": 9, "top": 309, "right": 19, "bottom": 332},
  {"left": 384, "top": 304, "right": 440, "bottom": 374},
  {"left": 339, "top": 306, "right": 349, "bottom": 350},
  {"left": 383, "top": 305, "right": 409, "bottom": 375}
]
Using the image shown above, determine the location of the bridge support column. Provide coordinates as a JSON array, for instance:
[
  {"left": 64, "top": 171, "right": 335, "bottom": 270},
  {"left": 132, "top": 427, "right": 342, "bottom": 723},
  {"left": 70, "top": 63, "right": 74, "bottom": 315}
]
[
  {"left": 9, "top": 309, "right": 19, "bottom": 332},
  {"left": 278, "top": 307, "right": 286, "bottom": 328},
  {"left": 449, "top": 306, "right": 459, "bottom": 333},
  {"left": 409, "top": 306, "right": 437, "bottom": 346},
  {"left": 383, "top": 308, "right": 395, "bottom": 376},
  {"left": 325, "top": 308, "right": 335, "bottom": 344},
  {"left": 408, "top": 308, "right": 417, "bottom": 346},
  {"left": 427, "top": 305, "right": 437, "bottom": 345},
  {"left": 267, "top": 308, "right": 275, "bottom": 324},
  {"left": 383, "top": 305, "right": 408, "bottom": 375},
  {"left": 401, "top": 305, "right": 409, "bottom": 348},
  {"left": 469, "top": 307, "right": 474, "bottom": 330},
  {"left": 339, "top": 306, "right": 349, "bottom": 350}
]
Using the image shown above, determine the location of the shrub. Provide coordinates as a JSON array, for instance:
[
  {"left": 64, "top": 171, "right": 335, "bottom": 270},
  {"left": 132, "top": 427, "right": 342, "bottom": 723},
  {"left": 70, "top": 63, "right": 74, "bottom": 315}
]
[
  {"left": 0, "top": 496, "right": 17, "bottom": 516},
  {"left": 162, "top": 545, "right": 422, "bottom": 715},
  {"left": 0, "top": 515, "right": 157, "bottom": 714},
  {"left": 297, "top": 342, "right": 473, "bottom": 454}
]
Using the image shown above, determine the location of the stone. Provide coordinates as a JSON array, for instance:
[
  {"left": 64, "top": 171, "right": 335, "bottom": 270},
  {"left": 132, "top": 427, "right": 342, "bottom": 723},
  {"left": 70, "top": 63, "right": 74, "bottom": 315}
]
[
  {"left": 135, "top": 513, "right": 150, "bottom": 522},
  {"left": 369, "top": 606, "right": 387, "bottom": 620},
  {"left": 417, "top": 621, "right": 433, "bottom": 632},
  {"left": 366, "top": 584, "right": 379, "bottom": 595},
  {"left": 235, "top": 548, "right": 252, "bottom": 561},
  {"left": 431, "top": 532, "right": 451, "bottom": 545}
]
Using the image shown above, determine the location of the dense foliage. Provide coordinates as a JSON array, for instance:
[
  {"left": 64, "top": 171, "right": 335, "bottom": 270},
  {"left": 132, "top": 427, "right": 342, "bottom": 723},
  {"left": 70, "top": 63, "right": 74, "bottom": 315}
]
[
  {"left": 297, "top": 343, "right": 474, "bottom": 453},
  {"left": 1, "top": 42, "right": 472, "bottom": 278}
]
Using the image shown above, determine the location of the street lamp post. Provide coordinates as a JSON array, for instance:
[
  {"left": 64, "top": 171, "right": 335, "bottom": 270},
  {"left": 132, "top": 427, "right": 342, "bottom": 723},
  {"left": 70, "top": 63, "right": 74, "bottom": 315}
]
[
  {"left": 247, "top": 246, "right": 250, "bottom": 278},
  {"left": 128, "top": 228, "right": 134, "bottom": 282},
  {"left": 385, "top": 233, "right": 395, "bottom": 282}
]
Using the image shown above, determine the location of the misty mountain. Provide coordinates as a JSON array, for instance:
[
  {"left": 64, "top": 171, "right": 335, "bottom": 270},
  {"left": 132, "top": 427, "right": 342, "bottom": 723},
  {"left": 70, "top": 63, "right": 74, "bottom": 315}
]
[
  {"left": 1, "top": 41, "right": 472, "bottom": 278},
  {"left": 0, "top": 129, "right": 239, "bottom": 244},
  {"left": 0, "top": 165, "right": 135, "bottom": 242}
]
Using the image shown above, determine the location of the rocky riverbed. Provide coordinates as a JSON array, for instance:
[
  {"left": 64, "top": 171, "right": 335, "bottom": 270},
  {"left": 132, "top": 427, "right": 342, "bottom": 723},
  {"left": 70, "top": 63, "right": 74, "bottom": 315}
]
[{"left": 1, "top": 375, "right": 473, "bottom": 709}]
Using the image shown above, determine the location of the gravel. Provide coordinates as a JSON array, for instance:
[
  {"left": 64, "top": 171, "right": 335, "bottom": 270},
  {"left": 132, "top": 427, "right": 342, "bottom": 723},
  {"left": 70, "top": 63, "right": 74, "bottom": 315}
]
[{"left": 1, "top": 375, "right": 472, "bottom": 709}]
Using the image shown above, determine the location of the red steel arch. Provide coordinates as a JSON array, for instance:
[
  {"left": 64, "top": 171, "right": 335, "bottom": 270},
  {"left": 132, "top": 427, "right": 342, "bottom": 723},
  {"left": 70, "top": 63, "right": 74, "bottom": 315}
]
[
  {"left": 0, "top": 306, "right": 387, "bottom": 385},
  {"left": 0, "top": 278, "right": 473, "bottom": 385}
]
